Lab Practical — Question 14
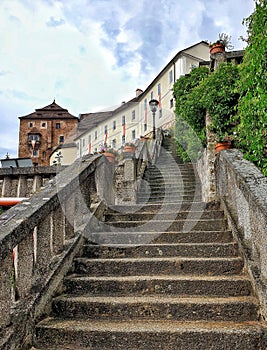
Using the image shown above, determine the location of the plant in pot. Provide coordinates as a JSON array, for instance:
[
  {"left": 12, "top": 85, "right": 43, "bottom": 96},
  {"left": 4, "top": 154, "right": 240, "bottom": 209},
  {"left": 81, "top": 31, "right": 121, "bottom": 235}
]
[
  {"left": 123, "top": 142, "right": 136, "bottom": 153},
  {"left": 100, "top": 142, "right": 117, "bottom": 164},
  {"left": 209, "top": 33, "right": 234, "bottom": 55}
]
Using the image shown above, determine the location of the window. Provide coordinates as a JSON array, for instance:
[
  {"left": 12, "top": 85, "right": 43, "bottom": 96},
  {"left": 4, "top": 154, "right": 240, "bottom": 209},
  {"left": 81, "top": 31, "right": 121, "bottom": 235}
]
[
  {"left": 113, "top": 120, "right": 116, "bottom": 130},
  {"left": 88, "top": 135, "right": 91, "bottom": 144},
  {"left": 56, "top": 122, "right": 61, "bottom": 129},
  {"left": 144, "top": 123, "right": 147, "bottom": 132},
  {"left": 112, "top": 139, "right": 116, "bottom": 149},
  {"left": 95, "top": 130, "right": 98, "bottom": 140},
  {"left": 132, "top": 130, "right": 136, "bottom": 140},
  {"left": 159, "top": 109, "right": 162, "bottom": 118},
  {"left": 104, "top": 125, "right": 108, "bottom": 135},
  {"left": 41, "top": 121, "right": 47, "bottom": 128},
  {"left": 122, "top": 135, "right": 125, "bottom": 144},
  {"left": 150, "top": 91, "right": 154, "bottom": 100},
  {"left": 59, "top": 135, "right": 64, "bottom": 143},
  {"left": 29, "top": 122, "right": 34, "bottom": 128},
  {"left": 170, "top": 98, "right": 174, "bottom": 108},
  {"left": 28, "top": 134, "right": 40, "bottom": 141},
  {"left": 122, "top": 116, "right": 125, "bottom": 125},
  {"left": 169, "top": 70, "right": 173, "bottom": 83},
  {"left": 132, "top": 110, "right": 135, "bottom": 121},
  {"left": 157, "top": 83, "right": 161, "bottom": 95},
  {"left": 82, "top": 138, "right": 85, "bottom": 147},
  {"left": 32, "top": 149, "right": 39, "bottom": 157}
]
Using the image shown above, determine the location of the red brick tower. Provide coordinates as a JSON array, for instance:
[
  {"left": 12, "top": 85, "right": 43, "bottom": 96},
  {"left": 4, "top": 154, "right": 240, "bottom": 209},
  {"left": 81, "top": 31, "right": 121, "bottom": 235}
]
[{"left": 18, "top": 100, "right": 78, "bottom": 166}]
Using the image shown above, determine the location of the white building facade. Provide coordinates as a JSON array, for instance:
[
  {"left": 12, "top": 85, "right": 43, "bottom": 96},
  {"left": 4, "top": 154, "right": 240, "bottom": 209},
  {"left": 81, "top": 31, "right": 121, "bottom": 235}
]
[{"left": 75, "top": 41, "right": 210, "bottom": 157}]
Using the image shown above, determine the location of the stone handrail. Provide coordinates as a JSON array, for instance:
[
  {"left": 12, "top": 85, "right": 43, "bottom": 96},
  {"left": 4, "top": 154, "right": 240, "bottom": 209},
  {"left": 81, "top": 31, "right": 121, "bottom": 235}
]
[
  {"left": 0, "top": 154, "right": 114, "bottom": 349},
  {"left": 114, "top": 129, "right": 164, "bottom": 205},
  {"left": 215, "top": 149, "right": 267, "bottom": 318}
]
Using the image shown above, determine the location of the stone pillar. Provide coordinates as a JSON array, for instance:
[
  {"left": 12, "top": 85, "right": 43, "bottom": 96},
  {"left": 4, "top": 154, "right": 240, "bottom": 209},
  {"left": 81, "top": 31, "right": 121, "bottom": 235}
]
[
  {"left": 52, "top": 206, "right": 65, "bottom": 254},
  {"left": 2, "top": 176, "right": 13, "bottom": 196},
  {"left": 0, "top": 254, "right": 12, "bottom": 327},
  {"left": 35, "top": 214, "right": 52, "bottom": 273},
  {"left": 33, "top": 175, "right": 43, "bottom": 192},
  {"left": 17, "top": 175, "right": 28, "bottom": 197},
  {"left": 16, "top": 232, "right": 34, "bottom": 299}
]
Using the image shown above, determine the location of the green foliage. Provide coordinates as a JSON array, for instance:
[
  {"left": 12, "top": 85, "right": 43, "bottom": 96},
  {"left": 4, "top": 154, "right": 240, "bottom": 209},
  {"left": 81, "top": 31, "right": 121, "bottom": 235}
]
[
  {"left": 173, "top": 67, "right": 209, "bottom": 161},
  {"left": 173, "top": 64, "right": 239, "bottom": 161},
  {"left": 237, "top": 0, "right": 267, "bottom": 175},
  {"left": 201, "top": 63, "right": 240, "bottom": 142}
]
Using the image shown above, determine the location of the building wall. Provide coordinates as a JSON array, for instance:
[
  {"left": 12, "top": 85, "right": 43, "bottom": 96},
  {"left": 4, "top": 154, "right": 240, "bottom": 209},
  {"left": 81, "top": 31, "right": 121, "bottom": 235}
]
[
  {"left": 19, "top": 118, "right": 78, "bottom": 166},
  {"left": 75, "top": 42, "right": 209, "bottom": 157}
]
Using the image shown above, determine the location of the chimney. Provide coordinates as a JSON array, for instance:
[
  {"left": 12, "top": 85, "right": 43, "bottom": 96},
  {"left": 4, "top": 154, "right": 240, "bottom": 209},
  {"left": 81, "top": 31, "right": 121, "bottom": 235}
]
[{"left": 136, "top": 88, "right": 143, "bottom": 97}]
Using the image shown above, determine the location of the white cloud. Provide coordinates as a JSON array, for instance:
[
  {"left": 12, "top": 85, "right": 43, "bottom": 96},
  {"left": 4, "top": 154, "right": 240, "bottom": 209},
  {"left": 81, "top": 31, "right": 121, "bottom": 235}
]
[{"left": 0, "top": 0, "right": 255, "bottom": 159}]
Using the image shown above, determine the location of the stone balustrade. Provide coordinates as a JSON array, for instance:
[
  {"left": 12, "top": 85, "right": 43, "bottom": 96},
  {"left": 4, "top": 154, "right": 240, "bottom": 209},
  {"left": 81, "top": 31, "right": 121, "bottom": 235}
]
[
  {"left": 214, "top": 149, "right": 267, "bottom": 319},
  {"left": 0, "top": 166, "right": 66, "bottom": 198},
  {"left": 0, "top": 154, "right": 114, "bottom": 350}
]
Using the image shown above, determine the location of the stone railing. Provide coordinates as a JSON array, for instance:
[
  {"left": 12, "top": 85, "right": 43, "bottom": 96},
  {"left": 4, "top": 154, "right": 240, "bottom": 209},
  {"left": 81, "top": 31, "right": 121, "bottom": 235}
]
[
  {"left": 0, "top": 166, "right": 66, "bottom": 198},
  {"left": 114, "top": 130, "right": 163, "bottom": 205},
  {"left": 0, "top": 154, "right": 114, "bottom": 350},
  {"left": 215, "top": 149, "right": 267, "bottom": 319}
]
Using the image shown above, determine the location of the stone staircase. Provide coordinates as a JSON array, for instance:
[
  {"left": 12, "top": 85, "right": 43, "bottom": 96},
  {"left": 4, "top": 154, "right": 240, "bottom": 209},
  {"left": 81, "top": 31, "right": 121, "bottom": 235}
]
[{"left": 34, "top": 137, "right": 267, "bottom": 349}]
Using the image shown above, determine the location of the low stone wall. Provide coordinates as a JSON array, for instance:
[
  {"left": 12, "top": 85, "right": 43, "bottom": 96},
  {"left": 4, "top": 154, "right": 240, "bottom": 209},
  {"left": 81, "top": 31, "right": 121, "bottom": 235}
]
[{"left": 215, "top": 149, "right": 267, "bottom": 319}]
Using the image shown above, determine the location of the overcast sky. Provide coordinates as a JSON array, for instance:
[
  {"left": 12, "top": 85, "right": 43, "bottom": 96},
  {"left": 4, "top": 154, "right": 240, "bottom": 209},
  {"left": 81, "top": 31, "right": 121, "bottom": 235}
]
[{"left": 0, "top": 0, "right": 255, "bottom": 159}]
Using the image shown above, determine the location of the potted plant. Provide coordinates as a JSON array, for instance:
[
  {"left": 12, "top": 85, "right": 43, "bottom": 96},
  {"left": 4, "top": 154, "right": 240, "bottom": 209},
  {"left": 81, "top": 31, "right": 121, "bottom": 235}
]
[
  {"left": 123, "top": 142, "right": 136, "bottom": 153},
  {"left": 103, "top": 148, "right": 117, "bottom": 164},
  {"left": 100, "top": 142, "right": 117, "bottom": 164},
  {"left": 209, "top": 33, "right": 234, "bottom": 55}
]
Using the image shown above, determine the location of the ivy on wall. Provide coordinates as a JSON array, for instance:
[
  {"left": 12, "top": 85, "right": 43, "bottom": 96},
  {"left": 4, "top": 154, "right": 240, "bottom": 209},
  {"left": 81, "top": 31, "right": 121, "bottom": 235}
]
[
  {"left": 173, "top": 63, "right": 239, "bottom": 162},
  {"left": 237, "top": 0, "right": 267, "bottom": 175}
]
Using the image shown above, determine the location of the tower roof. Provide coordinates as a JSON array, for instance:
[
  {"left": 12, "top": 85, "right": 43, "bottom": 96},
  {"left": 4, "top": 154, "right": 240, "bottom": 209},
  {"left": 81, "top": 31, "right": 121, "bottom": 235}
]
[{"left": 19, "top": 100, "right": 78, "bottom": 120}]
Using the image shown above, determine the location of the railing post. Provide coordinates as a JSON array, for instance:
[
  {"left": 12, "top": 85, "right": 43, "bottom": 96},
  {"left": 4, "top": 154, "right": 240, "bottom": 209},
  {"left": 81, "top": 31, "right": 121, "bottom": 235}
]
[
  {"left": 17, "top": 175, "right": 28, "bottom": 197},
  {"left": 35, "top": 214, "right": 52, "bottom": 273},
  {"left": 0, "top": 254, "right": 12, "bottom": 327},
  {"left": 16, "top": 232, "right": 34, "bottom": 299},
  {"left": 52, "top": 206, "right": 65, "bottom": 254}
]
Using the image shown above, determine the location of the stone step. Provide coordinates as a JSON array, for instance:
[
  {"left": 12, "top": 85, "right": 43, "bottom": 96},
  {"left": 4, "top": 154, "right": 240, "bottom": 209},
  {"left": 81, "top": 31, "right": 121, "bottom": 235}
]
[
  {"left": 137, "top": 196, "right": 202, "bottom": 203},
  {"left": 35, "top": 319, "right": 267, "bottom": 350},
  {"left": 108, "top": 202, "right": 218, "bottom": 213},
  {"left": 51, "top": 295, "right": 258, "bottom": 322},
  {"left": 85, "top": 230, "right": 234, "bottom": 245},
  {"left": 104, "top": 210, "right": 224, "bottom": 221},
  {"left": 64, "top": 274, "right": 252, "bottom": 297},
  {"left": 82, "top": 242, "right": 238, "bottom": 258},
  {"left": 73, "top": 256, "right": 244, "bottom": 276},
  {"left": 106, "top": 218, "right": 227, "bottom": 231}
]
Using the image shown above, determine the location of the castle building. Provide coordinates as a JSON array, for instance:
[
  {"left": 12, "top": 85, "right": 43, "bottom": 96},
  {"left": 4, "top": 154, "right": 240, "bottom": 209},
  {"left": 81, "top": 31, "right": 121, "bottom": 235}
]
[{"left": 18, "top": 100, "right": 78, "bottom": 166}]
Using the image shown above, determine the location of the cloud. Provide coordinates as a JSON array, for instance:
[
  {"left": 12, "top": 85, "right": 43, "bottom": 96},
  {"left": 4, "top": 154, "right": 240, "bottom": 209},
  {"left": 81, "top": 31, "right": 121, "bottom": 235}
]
[
  {"left": 0, "top": 0, "right": 255, "bottom": 158},
  {"left": 46, "top": 16, "right": 65, "bottom": 27}
]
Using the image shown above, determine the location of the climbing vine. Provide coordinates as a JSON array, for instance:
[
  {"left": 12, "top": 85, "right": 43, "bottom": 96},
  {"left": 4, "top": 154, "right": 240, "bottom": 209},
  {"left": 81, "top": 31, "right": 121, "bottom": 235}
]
[{"left": 237, "top": 0, "right": 267, "bottom": 175}]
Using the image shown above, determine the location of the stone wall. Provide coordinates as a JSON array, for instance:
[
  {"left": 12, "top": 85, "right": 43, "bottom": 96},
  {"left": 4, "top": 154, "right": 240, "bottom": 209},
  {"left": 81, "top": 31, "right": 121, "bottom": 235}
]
[{"left": 215, "top": 149, "right": 267, "bottom": 319}]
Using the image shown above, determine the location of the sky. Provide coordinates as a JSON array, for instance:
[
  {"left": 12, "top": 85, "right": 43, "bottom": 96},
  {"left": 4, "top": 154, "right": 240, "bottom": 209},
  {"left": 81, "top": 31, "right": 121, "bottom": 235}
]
[{"left": 0, "top": 0, "right": 255, "bottom": 159}]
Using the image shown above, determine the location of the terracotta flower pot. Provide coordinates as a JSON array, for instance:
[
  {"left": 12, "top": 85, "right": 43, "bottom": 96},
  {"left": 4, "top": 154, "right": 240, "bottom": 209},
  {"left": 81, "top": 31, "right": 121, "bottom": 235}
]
[
  {"left": 215, "top": 141, "right": 231, "bottom": 154},
  {"left": 124, "top": 145, "right": 136, "bottom": 153},
  {"left": 103, "top": 152, "right": 115, "bottom": 164},
  {"left": 210, "top": 43, "right": 225, "bottom": 55}
]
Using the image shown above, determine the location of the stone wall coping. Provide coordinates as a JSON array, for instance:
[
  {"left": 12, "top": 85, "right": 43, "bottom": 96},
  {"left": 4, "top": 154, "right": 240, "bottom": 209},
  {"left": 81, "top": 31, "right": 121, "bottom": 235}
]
[{"left": 217, "top": 149, "right": 267, "bottom": 213}]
